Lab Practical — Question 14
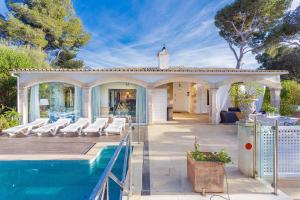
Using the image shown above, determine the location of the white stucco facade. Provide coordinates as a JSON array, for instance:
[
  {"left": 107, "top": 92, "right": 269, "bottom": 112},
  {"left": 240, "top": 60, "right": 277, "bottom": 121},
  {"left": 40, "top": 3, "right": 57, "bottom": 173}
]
[{"left": 12, "top": 67, "right": 287, "bottom": 124}]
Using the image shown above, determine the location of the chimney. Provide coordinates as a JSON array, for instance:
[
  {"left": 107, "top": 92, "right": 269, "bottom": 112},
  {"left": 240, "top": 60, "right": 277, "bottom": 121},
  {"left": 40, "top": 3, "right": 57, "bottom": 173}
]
[{"left": 157, "top": 45, "right": 169, "bottom": 69}]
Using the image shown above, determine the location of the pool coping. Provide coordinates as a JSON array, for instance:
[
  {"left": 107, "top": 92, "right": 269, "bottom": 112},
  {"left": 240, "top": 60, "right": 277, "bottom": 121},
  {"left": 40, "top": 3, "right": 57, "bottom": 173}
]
[{"left": 0, "top": 142, "right": 119, "bottom": 161}]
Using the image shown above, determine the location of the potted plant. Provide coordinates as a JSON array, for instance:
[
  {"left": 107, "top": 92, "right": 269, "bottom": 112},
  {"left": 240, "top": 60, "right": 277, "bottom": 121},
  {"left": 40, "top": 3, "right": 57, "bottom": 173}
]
[
  {"left": 187, "top": 137, "right": 231, "bottom": 194},
  {"left": 264, "top": 104, "right": 278, "bottom": 116}
]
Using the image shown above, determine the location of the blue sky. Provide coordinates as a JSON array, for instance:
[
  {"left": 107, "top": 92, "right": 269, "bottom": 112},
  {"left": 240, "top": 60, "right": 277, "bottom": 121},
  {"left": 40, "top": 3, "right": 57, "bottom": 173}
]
[{"left": 0, "top": 0, "right": 299, "bottom": 68}]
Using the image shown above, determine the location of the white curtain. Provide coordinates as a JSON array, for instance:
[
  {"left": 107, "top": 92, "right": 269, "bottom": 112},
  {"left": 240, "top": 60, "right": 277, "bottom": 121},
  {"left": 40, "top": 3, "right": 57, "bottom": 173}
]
[
  {"left": 29, "top": 85, "right": 40, "bottom": 122},
  {"left": 50, "top": 83, "right": 65, "bottom": 111},
  {"left": 216, "top": 84, "right": 232, "bottom": 123},
  {"left": 255, "top": 85, "right": 266, "bottom": 112},
  {"left": 136, "top": 86, "right": 147, "bottom": 123},
  {"left": 92, "top": 86, "right": 101, "bottom": 121},
  {"left": 74, "top": 86, "right": 82, "bottom": 120}
]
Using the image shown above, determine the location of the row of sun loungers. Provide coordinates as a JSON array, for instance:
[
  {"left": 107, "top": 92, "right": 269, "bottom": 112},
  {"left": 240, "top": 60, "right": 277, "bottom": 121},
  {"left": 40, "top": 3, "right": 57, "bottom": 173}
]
[{"left": 2, "top": 117, "right": 127, "bottom": 137}]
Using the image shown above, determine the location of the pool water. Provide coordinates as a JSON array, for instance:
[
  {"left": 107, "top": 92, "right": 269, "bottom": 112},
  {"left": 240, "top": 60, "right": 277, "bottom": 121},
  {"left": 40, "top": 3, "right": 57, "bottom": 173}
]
[{"left": 0, "top": 146, "right": 126, "bottom": 200}]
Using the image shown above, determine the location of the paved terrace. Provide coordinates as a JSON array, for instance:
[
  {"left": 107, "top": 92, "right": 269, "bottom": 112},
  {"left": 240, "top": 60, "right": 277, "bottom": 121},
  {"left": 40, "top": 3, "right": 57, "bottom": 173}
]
[{"left": 139, "top": 115, "right": 298, "bottom": 200}]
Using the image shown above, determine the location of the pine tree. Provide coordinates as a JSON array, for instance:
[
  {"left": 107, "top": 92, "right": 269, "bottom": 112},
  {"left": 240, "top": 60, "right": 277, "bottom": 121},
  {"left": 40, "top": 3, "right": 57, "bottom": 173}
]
[{"left": 1, "top": 0, "right": 90, "bottom": 68}]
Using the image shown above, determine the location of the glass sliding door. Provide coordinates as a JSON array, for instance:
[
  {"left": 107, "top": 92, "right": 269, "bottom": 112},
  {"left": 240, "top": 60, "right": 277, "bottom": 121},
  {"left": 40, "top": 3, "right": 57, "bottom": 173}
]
[
  {"left": 91, "top": 82, "right": 147, "bottom": 123},
  {"left": 109, "top": 89, "right": 137, "bottom": 117}
]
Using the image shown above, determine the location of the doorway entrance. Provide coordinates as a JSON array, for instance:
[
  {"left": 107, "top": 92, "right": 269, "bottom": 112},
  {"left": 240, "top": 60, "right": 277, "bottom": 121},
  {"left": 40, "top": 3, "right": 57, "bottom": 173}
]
[{"left": 153, "top": 81, "right": 210, "bottom": 124}]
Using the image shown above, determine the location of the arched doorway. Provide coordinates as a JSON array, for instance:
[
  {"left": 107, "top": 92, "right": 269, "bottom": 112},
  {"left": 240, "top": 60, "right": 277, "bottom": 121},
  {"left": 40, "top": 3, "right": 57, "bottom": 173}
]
[{"left": 152, "top": 77, "right": 212, "bottom": 124}]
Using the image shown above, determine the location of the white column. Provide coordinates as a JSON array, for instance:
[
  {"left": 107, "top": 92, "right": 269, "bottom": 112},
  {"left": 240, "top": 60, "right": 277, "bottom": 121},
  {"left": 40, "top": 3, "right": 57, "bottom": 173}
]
[
  {"left": 270, "top": 88, "right": 281, "bottom": 109},
  {"left": 19, "top": 87, "right": 28, "bottom": 124},
  {"left": 82, "top": 87, "right": 91, "bottom": 120},
  {"left": 209, "top": 88, "right": 218, "bottom": 124},
  {"left": 147, "top": 88, "right": 152, "bottom": 124},
  {"left": 195, "top": 84, "right": 201, "bottom": 114}
]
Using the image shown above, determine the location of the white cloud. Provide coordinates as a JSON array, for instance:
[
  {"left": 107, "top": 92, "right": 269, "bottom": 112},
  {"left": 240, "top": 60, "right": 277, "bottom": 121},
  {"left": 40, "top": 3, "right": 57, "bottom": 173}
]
[
  {"left": 290, "top": 0, "right": 300, "bottom": 10},
  {"left": 77, "top": 0, "right": 261, "bottom": 69}
]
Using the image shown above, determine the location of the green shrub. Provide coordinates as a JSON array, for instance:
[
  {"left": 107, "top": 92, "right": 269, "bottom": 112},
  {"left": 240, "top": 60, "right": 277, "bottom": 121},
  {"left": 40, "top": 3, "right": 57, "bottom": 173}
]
[
  {"left": 3, "top": 109, "right": 20, "bottom": 127},
  {"left": 229, "top": 83, "right": 241, "bottom": 108},
  {"left": 0, "top": 116, "right": 9, "bottom": 130},
  {"left": 0, "top": 104, "right": 20, "bottom": 129},
  {"left": 0, "top": 44, "right": 49, "bottom": 108},
  {"left": 191, "top": 137, "right": 231, "bottom": 164},
  {"left": 261, "top": 87, "right": 271, "bottom": 111},
  {"left": 261, "top": 81, "right": 300, "bottom": 116},
  {"left": 264, "top": 103, "right": 278, "bottom": 114},
  {"left": 280, "top": 80, "right": 300, "bottom": 116}
]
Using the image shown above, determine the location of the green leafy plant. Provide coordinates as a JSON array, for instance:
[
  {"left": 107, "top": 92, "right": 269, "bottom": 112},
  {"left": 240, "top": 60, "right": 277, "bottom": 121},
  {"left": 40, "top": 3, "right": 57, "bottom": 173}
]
[
  {"left": 0, "top": 116, "right": 9, "bottom": 130},
  {"left": 0, "top": 104, "right": 20, "bottom": 129},
  {"left": 229, "top": 83, "right": 241, "bottom": 108},
  {"left": 229, "top": 82, "right": 264, "bottom": 108},
  {"left": 3, "top": 109, "right": 20, "bottom": 127},
  {"left": 264, "top": 103, "right": 278, "bottom": 114},
  {"left": 262, "top": 81, "right": 300, "bottom": 116},
  {"left": 280, "top": 80, "right": 300, "bottom": 116},
  {"left": 191, "top": 137, "right": 231, "bottom": 164}
]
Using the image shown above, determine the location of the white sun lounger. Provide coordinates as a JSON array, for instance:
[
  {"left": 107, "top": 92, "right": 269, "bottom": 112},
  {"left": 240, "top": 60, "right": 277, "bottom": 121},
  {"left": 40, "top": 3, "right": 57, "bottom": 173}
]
[
  {"left": 82, "top": 118, "right": 108, "bottom": 136},
  {"left": 104, "top": 118, "right": 126, "bottom": 135},
  {"left": 3, "top": 118, "right": 49, "bottom": 137},
  {"left": 60, "top": 118, "right": 89, "bottom": 136},
  {"left": 32, "top": 118, "right": 71, "bottom": 136}
]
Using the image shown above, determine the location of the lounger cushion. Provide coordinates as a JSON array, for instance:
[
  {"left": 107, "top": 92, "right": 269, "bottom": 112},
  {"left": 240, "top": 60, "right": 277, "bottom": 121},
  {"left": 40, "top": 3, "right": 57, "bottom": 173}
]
[
  {"left": 83, "top": 118, "right": 108, "bottom": 135},
  {"left": 60, "top": 118, "right": 89, "bottom": 133}
]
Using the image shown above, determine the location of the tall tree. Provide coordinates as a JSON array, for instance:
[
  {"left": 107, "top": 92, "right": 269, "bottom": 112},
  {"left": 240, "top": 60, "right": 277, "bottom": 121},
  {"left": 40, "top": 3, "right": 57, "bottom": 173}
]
[
  {"left": 1, "top": 0, "right": 90, "bottom": 68},
  {"left": 215, "top": 0, "right": 292, "bottom": 69},
  {"left": 264, "top": 6, "right": 300, "bottom": 48}
]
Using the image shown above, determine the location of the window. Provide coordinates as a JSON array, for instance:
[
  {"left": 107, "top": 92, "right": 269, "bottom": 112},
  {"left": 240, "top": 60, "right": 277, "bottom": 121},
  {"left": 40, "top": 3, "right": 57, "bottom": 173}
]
[{"left": 28, "top": 83, "right": 81, "bottom": 122}]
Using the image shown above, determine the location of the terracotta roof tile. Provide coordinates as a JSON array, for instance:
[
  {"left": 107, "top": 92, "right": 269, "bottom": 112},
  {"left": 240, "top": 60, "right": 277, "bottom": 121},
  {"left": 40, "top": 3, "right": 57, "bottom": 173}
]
[{"left": 12, "top": 66, "right": 288, "bottom": 73}]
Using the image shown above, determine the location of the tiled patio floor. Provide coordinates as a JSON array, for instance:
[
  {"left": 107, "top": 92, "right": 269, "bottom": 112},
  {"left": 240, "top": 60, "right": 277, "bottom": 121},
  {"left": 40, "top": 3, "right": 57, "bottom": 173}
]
[{"left": 145, "top": 120, "right": 297, "bottom": 200}]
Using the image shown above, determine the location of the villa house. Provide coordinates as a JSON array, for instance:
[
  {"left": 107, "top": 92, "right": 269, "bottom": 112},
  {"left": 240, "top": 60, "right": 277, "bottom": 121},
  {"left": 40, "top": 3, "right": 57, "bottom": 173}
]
[{"left": 12, "top": 47, "right": 287, "bottom": 125}]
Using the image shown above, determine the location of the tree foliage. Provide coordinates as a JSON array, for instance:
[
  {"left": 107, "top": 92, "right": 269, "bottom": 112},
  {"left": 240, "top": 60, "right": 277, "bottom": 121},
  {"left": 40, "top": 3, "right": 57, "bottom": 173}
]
[
  {"left": 280, "top": 80, "right": 300, "bottom": 116},
  {"left": 256, "top": 6, "right": 300, "bottom": 82},
  {"left": 51, "top": 50, "right": 84, "bottom": 69},
  {"left": 257, "top": 47, "right": 300, "bottom": 81},
  {"left": 1, "top": 0, "right": 90, "bottom": 68},
  {"left": 0, "top": 44, "right": 49, "bottom": 108},
  {"left": 215, "top": 0, "right": 292, "bottom": 69},
  {"left": 264, "top": 6, "right": 300, "bottom": 48},
  {"left": 2, "top": 0, "right": 90, "bottom": 50}
]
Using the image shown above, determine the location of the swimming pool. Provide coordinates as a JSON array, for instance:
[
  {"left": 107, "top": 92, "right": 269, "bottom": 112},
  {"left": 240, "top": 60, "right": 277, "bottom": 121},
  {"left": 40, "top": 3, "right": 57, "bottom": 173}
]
[{"left": 0, "top": 146, "right": 126, "bottom": 200}]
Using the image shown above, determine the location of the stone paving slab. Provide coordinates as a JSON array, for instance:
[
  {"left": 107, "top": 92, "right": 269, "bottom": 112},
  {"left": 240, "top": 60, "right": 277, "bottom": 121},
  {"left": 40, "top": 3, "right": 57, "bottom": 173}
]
[{"left": 146, "top": 123, "right": 294, "bottom": 200}]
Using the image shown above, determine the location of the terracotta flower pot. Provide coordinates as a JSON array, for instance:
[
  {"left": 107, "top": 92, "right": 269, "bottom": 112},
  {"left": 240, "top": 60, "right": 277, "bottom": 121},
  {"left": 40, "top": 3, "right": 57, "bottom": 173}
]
[{"left": 187, "top": 151, "right": 225, "bottom": 193}]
